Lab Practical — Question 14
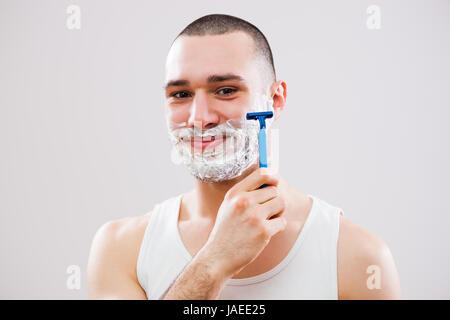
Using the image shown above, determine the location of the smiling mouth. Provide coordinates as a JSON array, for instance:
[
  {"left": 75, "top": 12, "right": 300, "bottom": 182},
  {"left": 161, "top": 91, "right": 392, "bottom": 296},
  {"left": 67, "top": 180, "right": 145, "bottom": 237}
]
[{"left": 184, "top": 134, "right": 228, "bottom": 151}]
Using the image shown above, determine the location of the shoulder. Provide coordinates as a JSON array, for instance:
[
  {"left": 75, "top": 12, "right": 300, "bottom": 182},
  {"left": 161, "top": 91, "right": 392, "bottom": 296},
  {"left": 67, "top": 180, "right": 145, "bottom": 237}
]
[
  {"left": 337, "top": 214, "right": 402, "bottom": 299},
  {"left": 93, "top": 214, "right": 151, "bottom": 248},
  {"left": 86, "top": 213, "right": 153, "bottom": 299},
  {"left": 87, "top": 213, "right": 152, "bottom": 281}
]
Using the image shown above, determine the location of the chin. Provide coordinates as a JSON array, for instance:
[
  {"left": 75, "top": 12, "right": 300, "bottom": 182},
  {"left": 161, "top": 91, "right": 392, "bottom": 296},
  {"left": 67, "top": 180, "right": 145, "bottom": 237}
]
[{"left": 192, "top": 161, "right": 259, "bottom": 184}]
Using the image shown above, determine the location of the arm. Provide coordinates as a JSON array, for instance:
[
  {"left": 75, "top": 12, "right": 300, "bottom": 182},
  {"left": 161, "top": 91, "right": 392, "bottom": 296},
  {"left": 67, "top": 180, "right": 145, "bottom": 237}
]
[
  {"left": 87, "top": 217, "right": 148, "bottom": 299},
  {"left": 338, "top": 215, "right": 402, "bottom": 299},
  {"left": 161, "top": 246, "right": 230, "bottom": 300},
  {"left": 163, "top": 168, "right": 286, "bottom": 300}
]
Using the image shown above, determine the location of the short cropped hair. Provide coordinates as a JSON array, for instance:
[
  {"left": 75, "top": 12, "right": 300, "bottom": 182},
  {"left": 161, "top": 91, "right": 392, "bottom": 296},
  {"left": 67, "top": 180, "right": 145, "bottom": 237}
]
[{"left": 175, "top": 14, "right": 276, "bottom": 85}]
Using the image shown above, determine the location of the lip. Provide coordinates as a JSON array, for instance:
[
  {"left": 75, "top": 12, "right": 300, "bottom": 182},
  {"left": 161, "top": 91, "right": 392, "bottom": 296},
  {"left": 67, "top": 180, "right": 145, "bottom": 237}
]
[{"left": 190, "top": 135, "right": 227, "bottom": 151}]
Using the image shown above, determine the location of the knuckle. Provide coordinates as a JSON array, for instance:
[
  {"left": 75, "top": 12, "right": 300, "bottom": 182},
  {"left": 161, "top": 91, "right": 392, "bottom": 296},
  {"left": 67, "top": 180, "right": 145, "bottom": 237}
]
[
  {"left": 281, "top": 217, "right": 288, "bottom": 229},
  {"left": 261, "top": 171, "right": 278, "bottom": 185},
  {"left": 276, "top": 195, "right": 286, "bottom": 209},
  {"left": 257, "top": 167, "right": 270, "bottom": 179},
  {"left": 234, "top": 194, "right": 249, "bottom": 210},
  {"left": 280, "top": 196, "right": 287, "bottom": 208},
  {"left": 258, "top": 167, "right": 269, "bottom": 177},
  {"left": 269, "top": 186, "right": 278, "bottom": 196},
  {"left": 247, "top": 213, "right": 260, "bottom": 226},
  {"left": 256, "top": 167, "right": 266, "bottom": 176},
  {"left": 250, "top": 215, "right": 262, "bottom": 229}
]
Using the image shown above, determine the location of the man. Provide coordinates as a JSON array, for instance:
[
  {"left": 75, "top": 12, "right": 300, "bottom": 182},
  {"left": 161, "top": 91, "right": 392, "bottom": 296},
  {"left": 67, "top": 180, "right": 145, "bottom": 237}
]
[{"left": 87, "top": 14, "right": 401, "bottom": 300}]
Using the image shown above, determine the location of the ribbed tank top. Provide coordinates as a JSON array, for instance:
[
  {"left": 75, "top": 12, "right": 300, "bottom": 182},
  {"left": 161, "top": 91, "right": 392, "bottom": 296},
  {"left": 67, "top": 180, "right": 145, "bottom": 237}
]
[{"left": 137, "top": 194, "right": 344, "bottom": 300}]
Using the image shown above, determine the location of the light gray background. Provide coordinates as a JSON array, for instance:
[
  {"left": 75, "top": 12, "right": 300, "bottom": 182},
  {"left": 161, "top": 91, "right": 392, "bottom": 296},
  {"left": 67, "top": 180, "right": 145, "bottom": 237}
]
[{"left": 0, "top": 0, "right": 449, "bottom": 299}]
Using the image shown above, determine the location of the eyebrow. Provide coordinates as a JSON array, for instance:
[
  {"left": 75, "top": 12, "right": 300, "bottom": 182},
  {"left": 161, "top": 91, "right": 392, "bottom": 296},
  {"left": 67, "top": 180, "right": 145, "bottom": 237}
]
[{"left": 164, "top": 73, "right": 246, "bottom": 90}]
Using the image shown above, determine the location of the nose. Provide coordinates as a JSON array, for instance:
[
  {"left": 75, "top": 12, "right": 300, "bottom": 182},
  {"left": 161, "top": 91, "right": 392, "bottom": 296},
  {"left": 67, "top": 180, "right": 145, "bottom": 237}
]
[{"left": 187, "top": 91, "right": 219, "bottom": 130}]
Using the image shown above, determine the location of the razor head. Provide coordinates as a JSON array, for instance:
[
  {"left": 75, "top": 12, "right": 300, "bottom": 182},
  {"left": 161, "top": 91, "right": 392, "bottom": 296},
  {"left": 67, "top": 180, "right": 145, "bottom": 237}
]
[
  {"left": 246, "top": 111, "right": 273, "bottom": 120},
  {"left": 246, "top": 111, "right": 273, "bottom": 129}
]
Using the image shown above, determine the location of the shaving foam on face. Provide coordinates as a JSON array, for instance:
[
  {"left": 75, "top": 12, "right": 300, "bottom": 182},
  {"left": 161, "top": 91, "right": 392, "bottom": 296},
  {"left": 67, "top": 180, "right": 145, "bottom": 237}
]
[
  {"left": 167, "top": 93, "right": 274, "bottom": 183},
  {"left": 250, "top": 93, "right": 275, "bottom": 127}
]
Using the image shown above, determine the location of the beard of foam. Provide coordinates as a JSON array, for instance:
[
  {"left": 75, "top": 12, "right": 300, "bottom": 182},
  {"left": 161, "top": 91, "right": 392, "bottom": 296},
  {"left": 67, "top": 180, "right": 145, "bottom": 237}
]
[{"left": 168, "top": 123, "right": 259, "bottom": 183}]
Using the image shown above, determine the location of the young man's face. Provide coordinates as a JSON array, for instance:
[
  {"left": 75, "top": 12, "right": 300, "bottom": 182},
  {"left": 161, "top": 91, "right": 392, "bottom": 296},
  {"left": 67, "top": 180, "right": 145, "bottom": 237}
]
[{"left": 164, "top": 31, "right": 274, "bottom": 182}]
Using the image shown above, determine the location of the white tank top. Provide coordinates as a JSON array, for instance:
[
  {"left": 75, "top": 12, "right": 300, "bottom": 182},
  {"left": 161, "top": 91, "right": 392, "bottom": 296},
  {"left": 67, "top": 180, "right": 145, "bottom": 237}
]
[{"left": 137, "top": 193, "right": 344, "bottom": 300}]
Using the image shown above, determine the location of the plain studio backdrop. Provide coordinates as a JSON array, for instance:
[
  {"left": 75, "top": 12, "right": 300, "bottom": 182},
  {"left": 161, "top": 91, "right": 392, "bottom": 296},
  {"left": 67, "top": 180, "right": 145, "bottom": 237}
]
[{"left": 0, "top": 0, "right": 449, "bottom": 299}]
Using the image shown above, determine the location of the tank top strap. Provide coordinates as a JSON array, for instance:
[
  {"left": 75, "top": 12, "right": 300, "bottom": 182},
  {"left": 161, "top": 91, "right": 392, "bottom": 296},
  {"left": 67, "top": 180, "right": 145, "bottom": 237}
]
[
  {"left": 136, "top": 194, "right": 188, "bottom": 299},
  {"left": 302, "top": 195, "right": 343, "bottom": 298}
]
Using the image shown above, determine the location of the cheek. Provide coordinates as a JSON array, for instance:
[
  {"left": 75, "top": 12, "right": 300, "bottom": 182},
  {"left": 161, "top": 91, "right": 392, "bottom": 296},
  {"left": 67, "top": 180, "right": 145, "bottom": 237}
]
[
  {"left": 217, "top": 96, "right": 254, "bottom": 120},
  {"left": 166, "top": 106, "right": 190, "bottom": 124},
  {"left": 221, "top": 108, "right": 244, "bottom": 120}
]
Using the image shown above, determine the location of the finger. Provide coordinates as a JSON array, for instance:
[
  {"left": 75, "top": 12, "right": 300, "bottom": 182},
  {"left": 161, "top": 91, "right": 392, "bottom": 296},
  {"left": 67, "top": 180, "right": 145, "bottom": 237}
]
[
  {"left": 256, "top": 196, "right": 286, "bottom": 220},
  {"left": 233, "top": 167, "right": 279, "bottom": 192},
  {"left": 264, "top": 216, "right": 287, "bottom": 238},
  {"left": 246, "top": 185, "right": 279, "bottom": 206}
]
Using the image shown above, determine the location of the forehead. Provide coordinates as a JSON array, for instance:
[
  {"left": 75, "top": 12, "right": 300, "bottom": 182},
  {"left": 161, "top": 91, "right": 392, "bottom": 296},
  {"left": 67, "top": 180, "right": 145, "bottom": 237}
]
[{"left": 165, "top": 32, "right": 258, "bottom": 83}]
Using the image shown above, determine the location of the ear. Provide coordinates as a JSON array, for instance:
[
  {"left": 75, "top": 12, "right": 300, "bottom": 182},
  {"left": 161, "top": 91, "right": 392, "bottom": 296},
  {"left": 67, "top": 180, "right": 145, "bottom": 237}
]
[{"left": 269, "top": 80, "right": 287, "bottom": 120}]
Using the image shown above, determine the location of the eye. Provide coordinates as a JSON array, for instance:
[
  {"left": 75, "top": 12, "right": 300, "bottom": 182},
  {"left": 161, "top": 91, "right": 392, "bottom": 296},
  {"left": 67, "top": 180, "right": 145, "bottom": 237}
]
[
  {"left": 216, "top": 87, "right": 237, "bottom": 96},
  {"left": 171, "top": 91, "right": 191, "bottom": 99}
]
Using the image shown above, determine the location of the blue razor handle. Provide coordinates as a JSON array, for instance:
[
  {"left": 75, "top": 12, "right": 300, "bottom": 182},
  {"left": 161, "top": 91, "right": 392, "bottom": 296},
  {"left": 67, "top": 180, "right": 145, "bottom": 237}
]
[
  {"left": 258, "top": 128, "right": 268, "bottom": 168},
  {"left": 258, "top": 128, "right": 269, "bottom": 188},
  {"left": 246, "top": 111, "right": 273, "bottom": 189}
]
